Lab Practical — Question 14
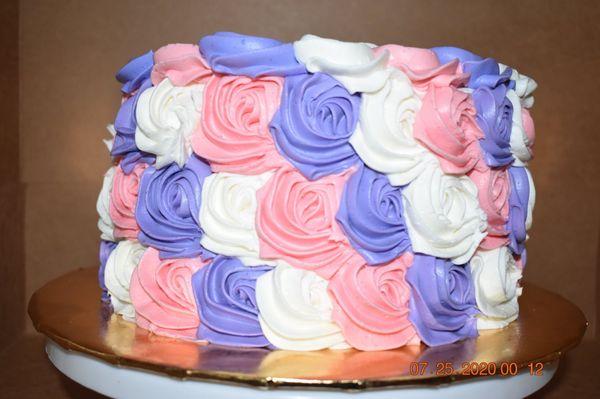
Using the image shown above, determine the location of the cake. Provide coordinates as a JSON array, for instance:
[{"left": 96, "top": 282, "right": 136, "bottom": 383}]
[{"left": 96, "top": 32, "right": 536, "bottom": 351}]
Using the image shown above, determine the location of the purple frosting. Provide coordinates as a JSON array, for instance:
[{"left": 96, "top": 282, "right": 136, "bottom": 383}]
[
  {"left": 407, "top": 254, "right": 479, "bottom": 346},
  {"left": 270, "top": 73, "right": 361, "bottom": 180},
  {"left": 432, "top": 46, "right": 513, "bottom": 90},
  {"left": 136, "top": 155, "right": 212, "bottom": 260},
  {"left": 336, "top": 165, "right": 411, "bottom": 265},
  {"left": 192, "top": 256, "right": 272, "bottom": 347},
  {"left": 111, "top": 78, "right": 156, "bottom": 174},
  {"left": 98, "top": 240, "right": 117, "bottom": 305},
  {"left": 116, "top": 50, "right": 154, "bottom": 94},
  {"left": 507, "top": 167, "right": 530, "bottom": 255},
  {"left": 199, "top": 32, "right": 306, "bottom": 77},
  {"left": 472, "top": 85, "right": 515, "bottom": 168},
  {"left": 116, "top": 50, "right": 154, "bottom": 95}
]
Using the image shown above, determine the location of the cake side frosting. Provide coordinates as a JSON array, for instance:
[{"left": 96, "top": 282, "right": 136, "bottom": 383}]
[{"left": 98, "top": 32, "right": 537, "bottom": 351}]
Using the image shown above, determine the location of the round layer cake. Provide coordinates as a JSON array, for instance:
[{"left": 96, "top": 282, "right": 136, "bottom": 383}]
[{"left": 96, "top": 32, "right": 536, "bottom": 351}]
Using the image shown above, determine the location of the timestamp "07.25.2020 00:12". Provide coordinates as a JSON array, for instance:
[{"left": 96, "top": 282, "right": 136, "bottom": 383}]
[{"left": 409, "top": 361, "right": 545, "bottom": 377}]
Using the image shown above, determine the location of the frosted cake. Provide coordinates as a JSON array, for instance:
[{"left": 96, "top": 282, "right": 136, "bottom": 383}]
[{"left": 97, "top": 32, "right": 536, "bottom": 351}]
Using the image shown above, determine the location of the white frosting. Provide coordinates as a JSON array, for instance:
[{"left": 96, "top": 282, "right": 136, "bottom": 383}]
[
  {"left": 499, "top": 63, "right": 537, "bottom": 108},
  {"left": 135, "top": 79, "right": 203, "bottom": 169},
  {"left": 199, "top": 171, "right": 275, "bottom": 266},
  {"left": 104, "top": 240, "right": 147, "bottom": 321},
  {"left": 256, "top": 262, "right": 349, "bottom": 351},
  {"left": 293, "top": 34, "right": 390, "bottom": 94},
  {"left": 104, "top": 124, "right": 116, "bottom": 153},
  {"left": 469, "top": 247, "right": 522, "bottom": 329},
  {"left": 402, "top": 164, "right": 487, "bottom": 264},
  {"left": 525, "top": 167, "right": 535, "bottom": 230},
  {"left": 96, "top": 166, "right": 116, "bottom": 242},
  {"left": 507, "top": 90, "right": 533, "bottom": 167},
  {"left": 349, "top": 70, "right": 438, "bottom": 186}
]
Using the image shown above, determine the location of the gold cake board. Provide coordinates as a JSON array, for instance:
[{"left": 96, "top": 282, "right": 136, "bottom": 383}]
[{"left": 29, "top": 267, "right": 587, "bottom": 396}]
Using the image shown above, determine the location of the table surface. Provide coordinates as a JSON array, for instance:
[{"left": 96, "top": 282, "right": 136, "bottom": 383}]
[{"left": 28, "top": 267, "right": 588, "bottom": 391}]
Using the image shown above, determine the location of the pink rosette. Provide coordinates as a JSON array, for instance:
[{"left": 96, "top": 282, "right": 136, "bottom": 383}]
[
  {"left": 256, "top": 166, "right": 358, "bottom": 279},
  {"left": 413, "top": 86, "right": 484, "bottom": 175},
  {"left": 109, "top": 163, "right": 147, "bottom": 239},
  {"left": 130, "top": 247, "right": 208, "bottom": 340},
  {"left": 328, "top": 253, "right": 420, "bottom": 350},
  {"left": 468, "top": 162, "right": 511, "bottom": 249},
  {"left": 191, "top": 74, "right": 287, "bottom": 174},
  {"left": 375, "top": 45, "right": 468, "bottom": 96},
  {"left": 151, "top": 43, "right": 212, "bottom": 86},
  {"left": 522, "top": 108, "right": 535, "bottom": 157}
]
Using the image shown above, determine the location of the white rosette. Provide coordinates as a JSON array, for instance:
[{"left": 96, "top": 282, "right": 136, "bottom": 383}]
[
  {"left": 135, "top": 79, "right": 203, "bottom": 169},
  {"left": 104, "top": 240, "right": 147, "bottom": 321},
  {"left": 402, "top": 164, "right": 488, "bottom": 264},
  {"left": 507, "top": 90, "right": 533, "bottom": 167},
  {"left": 199, "top": 171, "right": 274, "bottom": 266},
  {"left": 349, "top": 70, "right": 438, "bottom": 186},
  {"left": 96, "top": 166, "right": 116, "bottom": 241},
  {"left": 293, "top": 34, "right": 390, "bottom": 94},
  {"left": 499, "top": 63, "right": 537, "bottom": 108},
  {"left": 256, "top": 262, "right": 349, "bottom": 351},
  {"left": 469, "top": 247, "right": 523, "bottom": 329},
  {"left": 104, "top": 124, "right": 116, "bottom": 153}
]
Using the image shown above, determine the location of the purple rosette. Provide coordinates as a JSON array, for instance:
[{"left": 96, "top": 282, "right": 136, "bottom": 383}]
[
  {"left": 135, "top": 154, "right": 212, "bottom": 259},
  {"left": 199, "top": 32, "right": 306, "bottom": 77},
  {"left": 111, "top": 78, "right": 156, "bottom": 174},
  {"left": 98, "top": 240, "right": 117, "bottom": 305},
  {"left": 336, "top": 165, "right": 411, "bottom": 265},
  {"left": 407, "top": 254, "right": 479, "bottom": 346},
  {"left": 507, "top": 167, "right": 530, "bottom": 255},
  {"left": 432, "top": 46, "right": 513, "bottom": 90},
  {"left": 270, "top": 73, "right": 361, "bottom": 180},
  {"left": 472, "top": 85, "right": 515, "bottom": 167},
  {"left": 192, "top": 256, "right": 272, "bottom": 347},
  {"left": 116, "top": 50, "right": 154, "bottom": 95}
]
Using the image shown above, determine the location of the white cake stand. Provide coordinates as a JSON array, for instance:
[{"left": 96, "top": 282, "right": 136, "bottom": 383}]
[
  {"left": 30, "top": 268, "right": 586, "bottom": 399},
  {"left": 46, "top": 339, "right": 557, "bottom": 399}
]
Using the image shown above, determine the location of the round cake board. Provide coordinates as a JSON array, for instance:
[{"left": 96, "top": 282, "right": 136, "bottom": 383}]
[{"left": 29, "top": 268, "right": 587, "bottom": 399}]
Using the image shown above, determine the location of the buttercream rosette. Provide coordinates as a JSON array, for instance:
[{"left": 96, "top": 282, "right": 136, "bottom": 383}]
[
  {"left": 407, "top": 254, "right": 479, "bottom": 346},
  {"left": 191, "top": 74, "right": 287, "bottom": 174},
  {"left": 328, "top": 253, "right": 420, "bottom": 350},
  {"left": 256, "top": 262, "right": 349, "bottom": 351},
  {"left": 104, "top": 240, "right": 147, "bottom": 321},
  {"left": 130, "top": 247, "right": 207, "bottom": 340},
  {"left": 469, "top": 247, "right": 523, "bottom": 329},
  {"left": 401, "top": 163, "right": 488, "bottom": 264},
  {"left": 255, "top": 166, "right": 358, "bottom": 279},
  {"left": 136, "top": 154, "right": 212, "bottom": 260},
  {"left": 270, "top": 72, "right": 362, "bottom": 180},
  {"left": 97, "top": 33, "right": 538, "bottom": 351},
  {"left": 199, "top": 171, "right": 274, "bottom": 266},
  {"left": 192, "top": 256, "right": 272, "bottom": 347}
]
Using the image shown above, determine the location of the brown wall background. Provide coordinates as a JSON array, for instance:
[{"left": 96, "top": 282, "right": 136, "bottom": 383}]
[
  {"left": 1, "top": 0, "right": 23, "bottom": 350},
  {"left": 19, "top": 0, "right": 600, "bottom": 337}
]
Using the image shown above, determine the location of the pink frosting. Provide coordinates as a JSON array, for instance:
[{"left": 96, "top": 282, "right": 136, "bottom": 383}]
[
  {"left": 130, "top": 247, "right": 208, "bottom": 340},
  {"left": 468, "top": 162, "right": 511, "bottom": 249},
  {"left": 521, "top": 108, "right": 535, "bottom": 156},
  {"left": 375, "top": 45, "right": 468, "bottom": 96},
  {"left": 109, "top": 163, "right": 147, "bottom": 239},
  {"left": 191, "top": 75, "right": 287, "bottom": 174},
  {"left": 151, "top": 43, "right": 212, "bottom": 86},
  {"left": 328, "top": 253, "right": 420, "bottom": 350},
  {"left": 413, "top": 86, "right": 484, "bottom": 174},
  {"left": 256, "top": 166, "right": 358, "bottom": 279}
]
